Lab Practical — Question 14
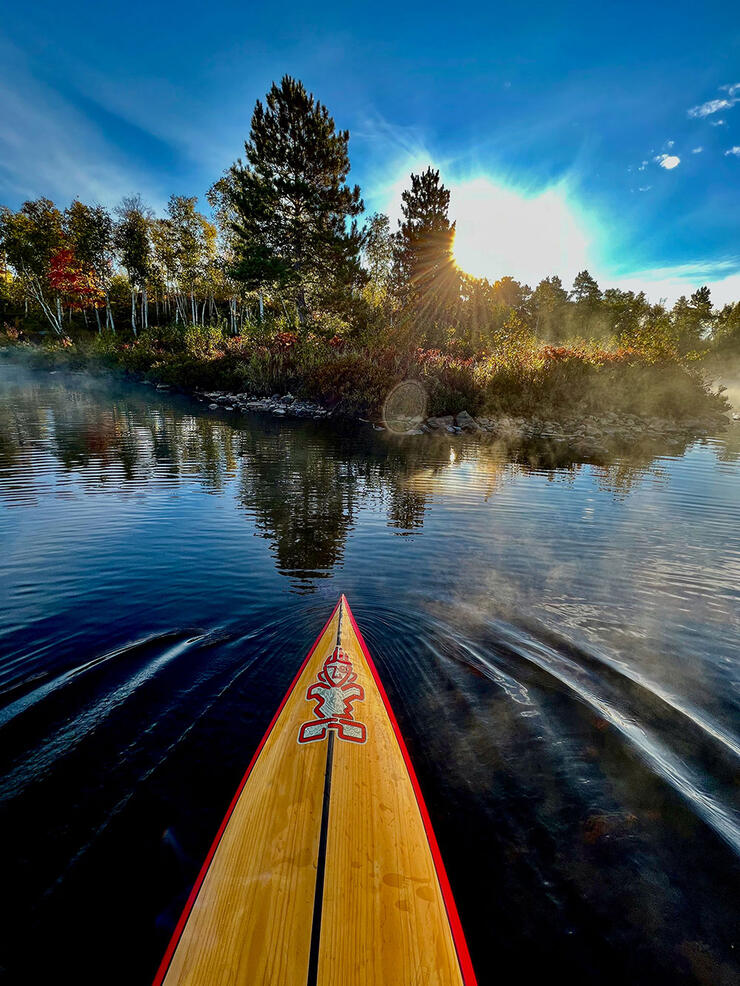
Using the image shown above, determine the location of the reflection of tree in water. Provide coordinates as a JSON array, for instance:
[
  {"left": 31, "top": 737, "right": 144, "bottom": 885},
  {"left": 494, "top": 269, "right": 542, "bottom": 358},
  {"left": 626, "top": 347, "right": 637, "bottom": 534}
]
[
  {"left": 715, "top": 425, "right": 740, "bottom": 463},
  {"left": 235, "top": 431, "right": 359, "bottom": 587},
  {"left": 386, "top": 486, "right": 427, "bottom": 533},
  {"left": 4, "top": 365, "right": 735, "bottom": 587},
  {"left": 233, "top": 429, "right": 455, "bottom": 585}
]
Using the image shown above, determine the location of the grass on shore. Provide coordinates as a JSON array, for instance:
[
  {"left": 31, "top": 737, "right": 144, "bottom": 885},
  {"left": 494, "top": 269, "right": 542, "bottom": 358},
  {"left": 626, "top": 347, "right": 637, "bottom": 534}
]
[{"left": 1, "top": 321, "right": 729, "bottom": 424}]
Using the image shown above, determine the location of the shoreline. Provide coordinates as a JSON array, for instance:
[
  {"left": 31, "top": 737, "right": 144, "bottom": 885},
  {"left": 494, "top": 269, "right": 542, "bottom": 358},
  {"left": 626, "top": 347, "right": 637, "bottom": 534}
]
[
  {"left": 2, "top": 343, "right": 734, "bottom": 461},
  {"left": 191, "top": 387, "right": 733, "bottom": 458}
]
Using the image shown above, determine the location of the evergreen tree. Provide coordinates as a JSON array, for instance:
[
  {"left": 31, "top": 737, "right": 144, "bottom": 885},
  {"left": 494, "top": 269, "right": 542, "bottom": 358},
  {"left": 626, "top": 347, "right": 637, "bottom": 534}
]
[
  {"left": 532, "top": 275, "right": 569, "bottom": 340},
  {"left": 224, "top": 75, "right": 364, "bottom": 329},
  {"left": 393, "top": 167, "right": 457, "bottom": 325},
  {"left": 672, "top": 286, "right": 713, "bottom": 353},
  {"left": 571, "top": 269, "right": 602, "bottom": 335}
]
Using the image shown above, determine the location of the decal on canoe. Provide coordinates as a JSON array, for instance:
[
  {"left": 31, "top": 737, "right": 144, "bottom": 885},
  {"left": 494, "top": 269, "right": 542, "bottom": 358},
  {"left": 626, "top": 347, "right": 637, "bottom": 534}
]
[{"left": 298, "top": 645, "right": 367, "bottom": 744}]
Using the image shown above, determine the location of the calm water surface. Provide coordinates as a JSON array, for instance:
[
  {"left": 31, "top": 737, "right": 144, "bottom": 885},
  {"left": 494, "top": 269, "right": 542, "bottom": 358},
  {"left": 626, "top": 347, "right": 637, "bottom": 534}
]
[{"left": 0, "top": 361, "right": 738, "bottom": 985}]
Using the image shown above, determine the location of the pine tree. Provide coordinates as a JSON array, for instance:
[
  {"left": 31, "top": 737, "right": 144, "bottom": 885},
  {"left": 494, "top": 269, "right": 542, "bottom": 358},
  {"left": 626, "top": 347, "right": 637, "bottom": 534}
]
[
  {"left": 393, "top": 167, "right": 457, "bottom": 325},
  {"left": 225, "top": 75, "right": 364, "bottom": 329},
  {"left": 571, "top": 269, "right": 602, "bottom": 335},
  {"left": 532, "top": 275, "right": 569, "bottom": 340}
]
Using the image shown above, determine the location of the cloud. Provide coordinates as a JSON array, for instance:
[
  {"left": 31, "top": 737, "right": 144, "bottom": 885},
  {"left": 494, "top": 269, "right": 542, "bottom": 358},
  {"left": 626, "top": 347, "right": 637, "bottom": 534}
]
[
  {"left": 638, "top": 160, "right": 648, "bottom": 171},
  {"left": 609, "top": 261, "right": 740, "bottom": 307},
  {"left": 655, "top": 154, "right": 680, "bottom": 170},
  {"left": 666, "top": 139, "right": 675, "bottom": 148},
  {"left": 0, "top": 40, "right": 167, "bottom": 209},
  {"left": 725, "top": 147, "right": 740, "bottom": 157},
  {"left": 638, "top": 186, "right": 652, "bottom": 192},
  {"left": 692, "top": 146, "right": 704, "bottom": 153},
  {"left": 688, "top": 83, "right": 740, "bottom": 119},
  {"left": 710, "top": 119, "right": 727, "bottom": 127},
  {"left": 688, "top": 98, "right": 733, "bottom": 118}
]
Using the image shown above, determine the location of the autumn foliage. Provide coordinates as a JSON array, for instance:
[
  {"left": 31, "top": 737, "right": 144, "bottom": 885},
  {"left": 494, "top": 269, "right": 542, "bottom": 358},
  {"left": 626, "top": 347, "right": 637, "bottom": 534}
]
[{"left": 48, "top": 248, "right": 104, "bottom": 311}]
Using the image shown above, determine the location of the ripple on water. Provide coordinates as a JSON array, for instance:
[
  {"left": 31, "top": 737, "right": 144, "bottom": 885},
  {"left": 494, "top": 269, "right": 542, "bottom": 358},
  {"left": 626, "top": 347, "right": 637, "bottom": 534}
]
[{"left": 0, "top": 362, "right": 739, "bottom": 985}]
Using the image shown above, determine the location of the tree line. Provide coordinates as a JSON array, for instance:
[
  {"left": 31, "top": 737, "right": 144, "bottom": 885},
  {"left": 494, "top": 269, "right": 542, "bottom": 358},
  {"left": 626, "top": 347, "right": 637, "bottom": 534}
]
[{"left": 1, "top": 74, "right": 739, "bottom": 356}]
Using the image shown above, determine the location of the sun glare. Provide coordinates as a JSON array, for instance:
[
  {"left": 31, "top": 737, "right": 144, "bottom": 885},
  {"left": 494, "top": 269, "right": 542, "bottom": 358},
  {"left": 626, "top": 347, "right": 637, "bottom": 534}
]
[{"left": 450, "top": 177, "right": 592, "bottom": 287}]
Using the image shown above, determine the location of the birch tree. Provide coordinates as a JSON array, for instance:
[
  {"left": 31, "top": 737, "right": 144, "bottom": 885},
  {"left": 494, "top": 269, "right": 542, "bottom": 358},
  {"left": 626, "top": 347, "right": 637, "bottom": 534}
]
[
  {"left": 0, "top": 199, "right": 66, "bottom": 335},
  {"left": 64, "top": 201, "right": 116, "bottom": 331},
  {"left": 114, "top": 195, "right": 152, "bottom": 334}
]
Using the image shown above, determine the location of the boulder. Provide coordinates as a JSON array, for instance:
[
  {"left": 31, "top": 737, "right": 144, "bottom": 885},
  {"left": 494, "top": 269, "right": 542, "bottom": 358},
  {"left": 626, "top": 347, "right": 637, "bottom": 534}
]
[
  {"left": 455, "top": 410, "right": 481, "bottom": 431},
  {"left": 425, "top": 415, "right": 454, "bottom": 430}
]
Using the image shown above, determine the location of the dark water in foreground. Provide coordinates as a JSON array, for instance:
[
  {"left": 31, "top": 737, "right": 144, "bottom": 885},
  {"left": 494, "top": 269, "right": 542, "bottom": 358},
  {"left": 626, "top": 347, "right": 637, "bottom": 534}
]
[{"left": 0, "top": 361, "right": 738, "bottom": 985}]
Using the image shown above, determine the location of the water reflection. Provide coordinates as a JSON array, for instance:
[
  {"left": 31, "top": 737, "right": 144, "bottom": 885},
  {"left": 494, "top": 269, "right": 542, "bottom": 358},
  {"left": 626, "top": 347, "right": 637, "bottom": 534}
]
[
  {"left": 0, "top": 364, "right": 725, "bottom": 587},
  {"left": 1, "top": 362, "right": 739, "bottom": 986}
]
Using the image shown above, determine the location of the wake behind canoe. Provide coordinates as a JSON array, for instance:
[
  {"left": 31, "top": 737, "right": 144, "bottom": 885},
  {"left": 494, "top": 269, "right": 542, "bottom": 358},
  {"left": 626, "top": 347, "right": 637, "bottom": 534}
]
[{"left": 153, "top": 595, "right": 476, "bottom": 985}]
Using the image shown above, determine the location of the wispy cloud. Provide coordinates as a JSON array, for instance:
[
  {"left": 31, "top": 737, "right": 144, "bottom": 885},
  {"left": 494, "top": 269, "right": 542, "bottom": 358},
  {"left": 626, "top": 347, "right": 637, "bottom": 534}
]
[
  {"left": 688, "top": 98, "right": 734, "bottom": 118},
  {"left": 710, "top": 119, "right": 727, "bottom": 127},
  {"left": 655, "top": 154, "right": 680, "bottom": 170},
  {"left": 688, "top": 83, "right": 740, "bottom": 119},
  {"left": 692, "top": 146, "right": 704, "bottom": 154},
  {"left": 0, "top": 40, "right": 167, "bottom": 209},
  {"left": 609, "top": 259, "right": 740, "bottom": 307},
  {"left": 725, "top": 147, "right": 740, "bottom": 157}
]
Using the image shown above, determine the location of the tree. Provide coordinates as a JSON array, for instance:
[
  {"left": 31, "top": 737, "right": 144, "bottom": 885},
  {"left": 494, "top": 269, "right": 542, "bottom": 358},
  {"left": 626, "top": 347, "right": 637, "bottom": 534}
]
[
  {"left": 532, "top": 275, "right": 569, "bottom": 340},
  {"left": 0, "top": 198, "right": 66, "bottom": 334},
  {"left": 48, "top": 247, "right": 102, "bottom": 317},
  {"left": 393, "top": 167, "right": 458, "bottom": 329},
  {"left": 160, "top": 195, "right": 217, "bottom": 326},
  {"left": 207, "top": 174, "right": 255, "bottom": 331},
  {"left": 114, "top": 195, "right": 152, "bottom": 334},
  {"left": 712, "top": 302, "right": 740, "bottom": 351},
  {"left": 224, "top": 75, "right": 364, "bottom": 330},
  {"left": 571, "top": 269, "right": 602, "bottom": 336},
  {"left": 672, "top": 286, "right": 713, "bottom": 354},
  {"left": 362, "top": 213, "right": 394, "bottom": 295},
  {"left": 64, "top": 201, "right": 115, "bottom": 331}
]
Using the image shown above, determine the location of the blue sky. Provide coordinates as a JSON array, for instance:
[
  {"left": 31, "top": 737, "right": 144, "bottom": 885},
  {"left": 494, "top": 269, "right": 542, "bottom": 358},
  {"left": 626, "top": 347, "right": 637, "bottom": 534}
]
[{"left": 1, "top": 0, "right": 739, "bottom": 302}]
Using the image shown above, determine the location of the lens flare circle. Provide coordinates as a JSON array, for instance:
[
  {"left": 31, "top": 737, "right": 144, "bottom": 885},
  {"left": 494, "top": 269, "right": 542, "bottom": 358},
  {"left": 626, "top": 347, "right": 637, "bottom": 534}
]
[{"left": 382, "top": 380, "right": 428, "bottom": 435}]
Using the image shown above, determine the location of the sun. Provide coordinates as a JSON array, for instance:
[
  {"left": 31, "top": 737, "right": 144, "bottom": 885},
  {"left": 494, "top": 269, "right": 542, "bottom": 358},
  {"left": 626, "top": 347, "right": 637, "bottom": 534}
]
[{"left": 450, "top": 177, "right": 593, "bottom": 287}]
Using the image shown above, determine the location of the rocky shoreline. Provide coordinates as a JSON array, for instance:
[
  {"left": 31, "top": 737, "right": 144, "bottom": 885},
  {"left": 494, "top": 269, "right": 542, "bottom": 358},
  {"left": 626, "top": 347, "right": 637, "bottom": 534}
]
[{"left": 189, "top": 387, "right": 735, "bottom": 457}]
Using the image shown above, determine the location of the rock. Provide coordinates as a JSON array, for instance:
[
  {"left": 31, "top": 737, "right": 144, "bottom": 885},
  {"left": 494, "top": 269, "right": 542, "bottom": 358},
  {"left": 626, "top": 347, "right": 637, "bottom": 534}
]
[
  {"left": 426, "top": 415, "right": 454, "bottom": 430},
  {"left": 208, "top": 403, "right": 218, "bottom": 409},
  {"left": 455, "top": 410, "right": 481, "bottom": 432},
  {"left": 271, "top": 393, "right": 281, "bottom": 401},
  {"left": 155, "top": 383, "right": 171, "bottom": 390},
  {"left": 373, "top": 424, "right": 385, "bottom": 431},
  {"left": 732, "top": 413, "right": 740, "bottom": 422},
  {"left": 273, "top": 407, "right": 286, "bottom": 416},
  {"left": 224, "top": 406, "right": 234, "bottom": 411}
]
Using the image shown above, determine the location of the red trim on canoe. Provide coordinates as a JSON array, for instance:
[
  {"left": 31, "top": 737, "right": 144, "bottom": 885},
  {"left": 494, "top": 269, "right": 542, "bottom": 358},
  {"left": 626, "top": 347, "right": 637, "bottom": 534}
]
[
  {"left": 151, "top": 598, "right": 342, "bottom": 986},
  {"left": 342, "top": 595, "right": 478, "bottom": 986}
]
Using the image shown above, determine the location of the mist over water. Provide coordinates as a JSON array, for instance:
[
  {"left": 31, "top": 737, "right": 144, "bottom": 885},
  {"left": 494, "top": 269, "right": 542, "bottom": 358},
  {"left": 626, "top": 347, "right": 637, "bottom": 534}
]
[{"left": 0, "top": 362, "right": 738, "bottom": 985}]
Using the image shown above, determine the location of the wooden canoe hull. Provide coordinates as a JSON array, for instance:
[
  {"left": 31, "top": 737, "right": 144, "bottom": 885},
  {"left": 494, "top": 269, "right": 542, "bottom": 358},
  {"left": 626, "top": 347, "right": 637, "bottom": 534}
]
[{"left": 153, "top": 596, "right": 476, "bottom": 986}]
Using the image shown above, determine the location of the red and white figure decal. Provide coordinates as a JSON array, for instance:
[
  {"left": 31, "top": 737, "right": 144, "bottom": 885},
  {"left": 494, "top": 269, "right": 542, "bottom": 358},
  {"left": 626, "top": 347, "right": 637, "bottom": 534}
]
[{"left": 298, "top": 646, "right": 367, "bottom": 744}]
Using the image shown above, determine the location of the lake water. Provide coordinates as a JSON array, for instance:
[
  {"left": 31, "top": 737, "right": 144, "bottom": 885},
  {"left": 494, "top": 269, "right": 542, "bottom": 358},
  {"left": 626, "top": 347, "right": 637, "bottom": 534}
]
[{"left": 0, "top": 360, "right": 738, "bottom": 985}]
